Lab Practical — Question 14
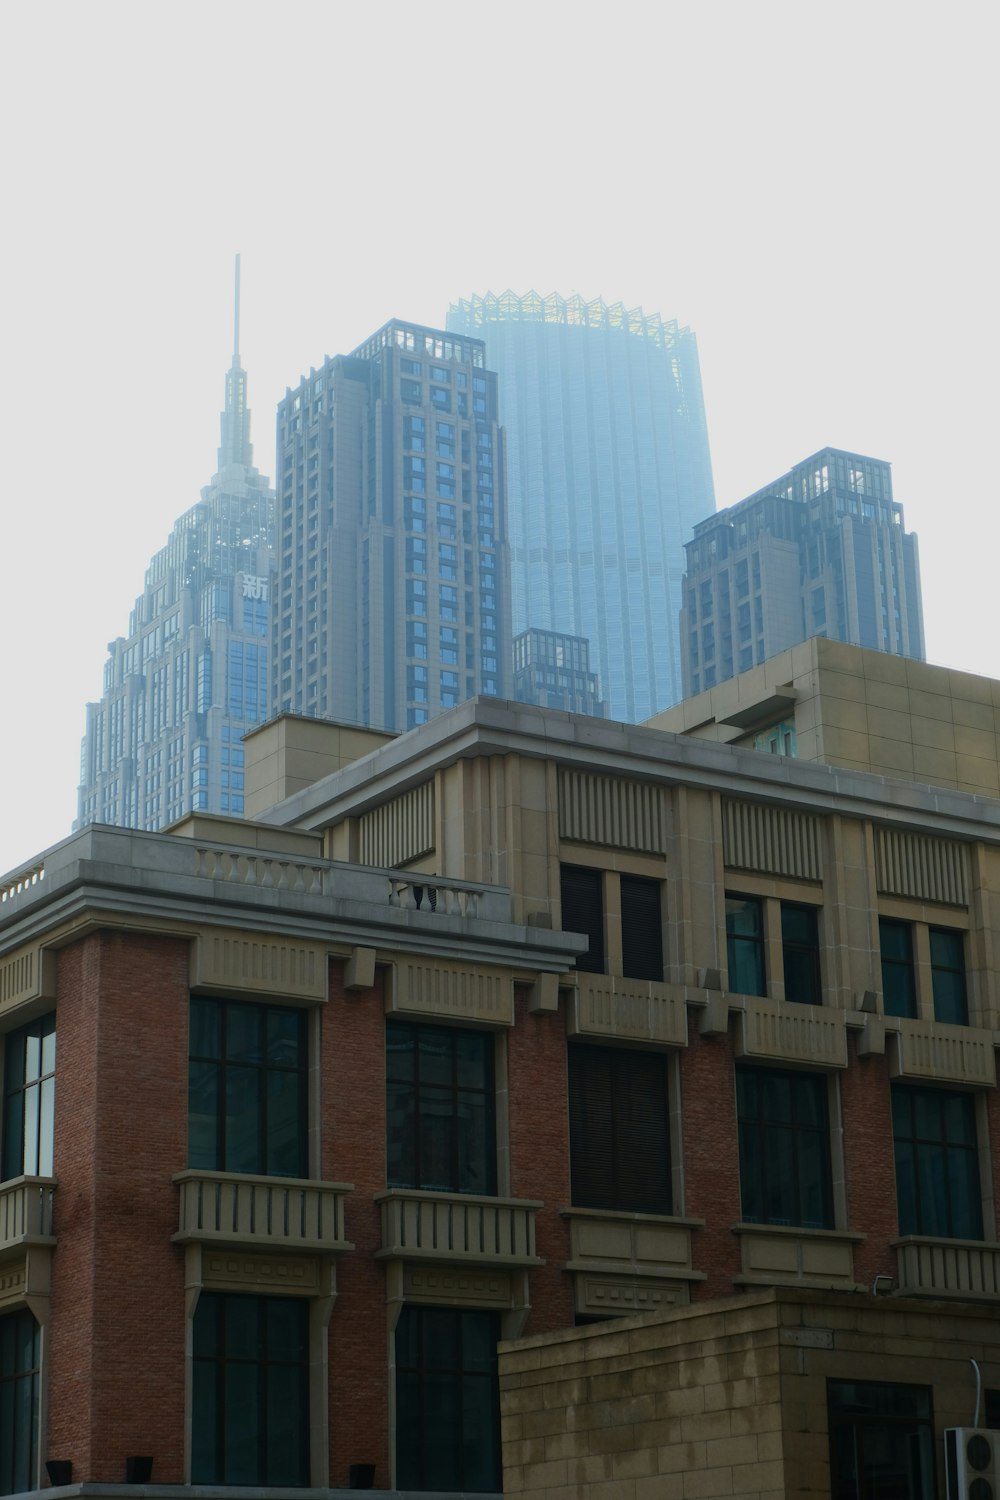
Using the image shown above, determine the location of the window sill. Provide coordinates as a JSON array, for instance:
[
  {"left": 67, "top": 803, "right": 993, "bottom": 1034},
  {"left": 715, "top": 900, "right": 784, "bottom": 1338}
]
[
  {"left": 374, "top": 1188, "right": 543, "bottom": 1267},
  {"left": 561, "top": 1206, "right": 705, "bottom": 1278},
  {"left": 892, "top": 1234, "right": 1000, "bottom": 1298},
  {"left": 172, "top": 1170, "right": 354, "bottom": 1254},
  {"left": 730, "top": 992, "right": 849, "bottom": 1068},
  {"left": 733, "top": 1221, "right": 864, "bottom": 1290}
]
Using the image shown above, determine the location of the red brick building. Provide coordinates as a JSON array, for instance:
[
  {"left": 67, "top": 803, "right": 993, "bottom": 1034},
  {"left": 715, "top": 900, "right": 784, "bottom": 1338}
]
[{"left": 4, "top": 661, "right": 1000, "bottom": 1498}]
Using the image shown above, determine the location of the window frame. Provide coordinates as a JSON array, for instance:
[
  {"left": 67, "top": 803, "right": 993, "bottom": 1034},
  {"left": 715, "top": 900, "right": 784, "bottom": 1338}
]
[
  {"left": 191, "top": 1291, "right": 310, "bottom": 1486},
  {"left": 187, "top": 996, "right": 309, "bottom": 1180},
  {"left": 736, "top": 1064, "right": 834, "bottom": 1230},
  {"left": 394, "top": 1306, "right": 500, "bottom": 1493},
  {"left": 559, "top": 861, "right": 666, "bottom": 982},
  {"left": 891, "top": 1083, "right": 983, "bottom": 1239},
  {"left": 726, "top": 893, "right": 766, "bottom": 998},
  {"left": 386, "top": 1019, "right": 497, "bottom": 1196},
  {"left": 2, "top": 1013, "right": 56, "bottom": 1182}
]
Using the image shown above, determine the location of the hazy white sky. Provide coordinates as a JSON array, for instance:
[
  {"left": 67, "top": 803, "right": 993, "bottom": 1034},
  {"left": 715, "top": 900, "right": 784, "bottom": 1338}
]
[{"left": 1, "top": 1, "right": 997, "bottom": 876}]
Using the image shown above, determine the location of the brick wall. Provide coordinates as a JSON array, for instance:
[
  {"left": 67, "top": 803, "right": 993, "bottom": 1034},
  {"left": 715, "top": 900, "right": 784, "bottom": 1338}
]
[{"left": 48, "top": 931, "right": 189, "bottom": 1483}]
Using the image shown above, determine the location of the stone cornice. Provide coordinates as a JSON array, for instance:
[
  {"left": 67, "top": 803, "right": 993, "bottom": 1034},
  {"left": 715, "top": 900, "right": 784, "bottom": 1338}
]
[{"left": 256, "top": 697, "right": 1000, "bottom": 844}]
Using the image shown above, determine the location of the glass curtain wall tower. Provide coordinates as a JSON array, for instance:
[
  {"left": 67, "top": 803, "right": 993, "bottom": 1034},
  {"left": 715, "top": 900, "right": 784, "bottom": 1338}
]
[
  {"left": 447, "top": 291, "right": 715, "bottom": 722},
  {"left": 272, "top": 320, "right": 511, "bottom": 731},
  {"left": 76, "top": 259, "right": 275, "bottom": 829}
]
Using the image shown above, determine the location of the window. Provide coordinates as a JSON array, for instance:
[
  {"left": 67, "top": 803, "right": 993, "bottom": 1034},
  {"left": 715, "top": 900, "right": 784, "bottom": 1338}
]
[
  {"left": 620, "top": 875, "right": 664, "bottom": 981},
  {"left": 560, "top": 864, "right": 605, "bottom": 974},
  {"left": 386, "top": 1020, "right": 495, "bottom": 1195},
  {"left": 726, "top": 895, "right": 765, "bottom": 997},
  {"left": 828, "top": 1381, "right": 934, "bottom": 1500},
  {"left": 192, "top": 1292, "right": 308, "bottom": 1485},
  {"left": 930, "top": 927, "right": 968, "bottom": 1024},
  {"left": 879, "top": 918, "right": 917, "bottom": 1018},
  {"left": 395, "top": 1307, "right": 499, "bottom": 1492},
  {"left": 781, "top": 903, "right": 821, "bottom": 1004},
  {"left": 188, "top": 998, "right": 308, "bottom": 1178},
  {"left": 737, "top": 1067, "right": 833, "bottom": 1228},
  {"left": 568, "top": 1046, "right": 671, "bottom": 1214},
  {"left": 892, "top": 1085, "right": 982, "bottom": 1238},
  {"left": 0, "top": 1308, "right": 39, "bottom": 1496},
  {"left": 2, "top": 1014, "right": 55, "bottom": 1181}
]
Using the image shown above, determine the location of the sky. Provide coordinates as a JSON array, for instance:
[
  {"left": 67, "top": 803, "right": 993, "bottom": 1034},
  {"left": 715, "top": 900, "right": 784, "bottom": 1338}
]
[{"left": 0, "top": 1, "right": 997, "bottom": 876}]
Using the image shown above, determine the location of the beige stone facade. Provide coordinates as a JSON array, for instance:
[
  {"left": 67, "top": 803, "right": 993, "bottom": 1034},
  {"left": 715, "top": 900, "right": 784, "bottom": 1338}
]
[
  {"left": 498, "top": 1288, "right": 1000, "bottom": 1500},
  {"left": 653, "top": 636, "right": 1000, "bottom": 798}
]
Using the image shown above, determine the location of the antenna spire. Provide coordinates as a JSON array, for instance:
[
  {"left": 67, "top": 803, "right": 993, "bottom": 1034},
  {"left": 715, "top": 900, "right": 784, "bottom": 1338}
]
[
  {"left": 233, "top": 253, "right": 241, "bottom": 364},
  {"left": 218, "top": 253, "right": 253, "bottom": 471}
]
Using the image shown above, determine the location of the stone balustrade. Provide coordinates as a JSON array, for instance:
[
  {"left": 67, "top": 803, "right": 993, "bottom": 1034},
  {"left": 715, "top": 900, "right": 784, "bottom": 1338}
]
[
  {"left": 0, "top": 1176, "right": 56, "bottom": 1257},
  {"left": 173, "top": 1171, "right": 353, "bottom": 1253},
  {"left": 375, "top": 1189, "right": 542, "bottom": 1266},
  {"left": 893, "top": 1235, "right": 1000, "bottom": 1299}
]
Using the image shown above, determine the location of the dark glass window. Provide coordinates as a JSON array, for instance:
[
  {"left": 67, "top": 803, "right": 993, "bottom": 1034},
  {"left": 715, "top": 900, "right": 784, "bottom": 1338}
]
[
  {"left": 0, "top": 1308, "right": 39, "bottom": 1496},
  {"left": 737, "top": 1067, "right": 833, "bottom": 1228},
  {"left": 386, "top": 1021, "right": 495, "bottom": 1195},
  {"left": 892, "top": 1085, "right": 982, "bottom": 1238},
  {"left": 781, "top": 903, "right": 821, "bottom": 1005},
  {"left": 2, "top": 1014, "right": 55, "bottom": 1181},
  {"left": 395, "top": 1307, "right": 499, "bottom": 1492},
  {"left": 726, "top": 895, "right": 765, "bottom": 996},
  {"left": 192, "top": 1293, "right": 308, "bottom": 1486},
  {"left": 188, "top": 998, "right": 308, "bottom": 1178},
  {"left": 568, "top": 1046, "right": 671, "bottom": 1214},
  {"left": 880, "top": 918, "right": 917, "bottom": 1018},
  {"left": 560, "top": 865, "right": 605, "bottom": 974},
  {"left": 620, "top": 876, "right": 664, "bottom": 981},
  {"left": 930, "top": 927, "right": 968, "bottom": 1025},
  {"left": 828, "top": 1380, "right": 934, "bottom": 1500}
]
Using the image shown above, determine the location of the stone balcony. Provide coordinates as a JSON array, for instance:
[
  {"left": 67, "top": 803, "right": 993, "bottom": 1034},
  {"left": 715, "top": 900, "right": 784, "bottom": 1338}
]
[
  {"left": 893, "top": 1235, "right": 1000, "bottom": 1299},
  {"left": 375, "top": 1189, "right": 542, "bottom": 1267},
  {"left": 0, "top": 1176, "right": 56, "bottom": 1259},
  {"left": 734, "top": 1222, "right": 865, "bottom": 1291},
  {"left": 562, "top": 1206, "right": 705, "bottom": 1318},
  {"left": 172, "top": 1170, "right": 353, "bottom": 1254}
]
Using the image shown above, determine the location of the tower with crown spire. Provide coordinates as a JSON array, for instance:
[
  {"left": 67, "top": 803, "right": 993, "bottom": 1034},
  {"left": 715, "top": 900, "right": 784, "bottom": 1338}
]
[{"left": 76, "top": 259, "right": 276, "bottom": 831}]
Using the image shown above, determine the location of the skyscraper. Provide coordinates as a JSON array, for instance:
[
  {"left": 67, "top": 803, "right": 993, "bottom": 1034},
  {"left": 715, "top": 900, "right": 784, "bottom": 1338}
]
[
  {"left": 679, "top": 447, "right": 924, "bottom": 697},
  {"left": 446, "top": 290, "right": 715, "bottom": 722},
  {"left": 272, "top": 319, "right": 511, "bottom": 731},
  {"left": 76, "top": 259, "right": 275, "bottom": 830}
]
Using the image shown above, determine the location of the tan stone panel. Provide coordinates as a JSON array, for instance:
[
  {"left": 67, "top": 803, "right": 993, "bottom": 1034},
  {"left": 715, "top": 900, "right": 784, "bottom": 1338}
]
[
  {"left": 859, "top": 650, "right": 909, "bottom": 687},
  {"left": 865, "top": 705, "right": 914, "bottom": 743},
  {"left": 191, "top": 929, "right": 327, "bottom": 1001},
  {"left": 912, "top": 745, "right": 959, "bottom": 785},
  {"left": 868, "top": 738, "right": 916, "bottom": 776},
  {"left": 824, "top": 698, "right": 869, "bottom": 734},
  {"left": 906, "top": 687, "right": 954, "bottom": 723},
  {"left": 816, "top": 669, "right": 867, "bottom": 704},
  {"left": 951, "top": 697, "right": 996, "bottom": 731},
  {"left": 956, "top": 757, "right": 1000, "bottom": 796},
  {"left": 819, "top": 727, "right": 872, "bottom": 762},
  {"left": 863, "top": 678, "right": 911, "bottom": 711},
  {"left": 388, "top": 958, "right": 515, "bottom": 1026}
]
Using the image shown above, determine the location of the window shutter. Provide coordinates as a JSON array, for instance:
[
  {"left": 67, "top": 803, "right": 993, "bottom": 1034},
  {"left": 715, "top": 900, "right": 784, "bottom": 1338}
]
[
  {"left": 620, "top": 875, "right": 664, "bottom": 981},
  {"left": 560, "top": 865, "right": 605, "bottom": 973},
  {"left": 569, "top": 1046, "right": 671, "bottom": 1214}
]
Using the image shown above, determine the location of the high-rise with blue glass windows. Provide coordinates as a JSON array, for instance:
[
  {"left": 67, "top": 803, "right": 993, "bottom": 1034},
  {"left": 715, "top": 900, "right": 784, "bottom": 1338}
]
[
  {"left": 272, "top": 319, "right": 511, "bottom": 730},
  {"left": 75, "top": 260, "right": 275, "bottom": 830},
  {"left": 446, "top": 291, "right": 715, "bottom": 723}
]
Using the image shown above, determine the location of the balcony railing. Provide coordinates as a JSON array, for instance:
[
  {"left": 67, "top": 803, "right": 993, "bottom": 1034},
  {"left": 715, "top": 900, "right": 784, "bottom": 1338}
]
[
  {"left": 173, "top": 1171, "right": 353, "bottom": 1253},
  {"left": 893, "top": 1235, "right": 1000, "bottom": 1299},
  {"left": 375, "top": 1189, "right": 542, "bottom": 1266},
  {"left": 0, "top": 1176, "right": 56, "bottom": 1258}
]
